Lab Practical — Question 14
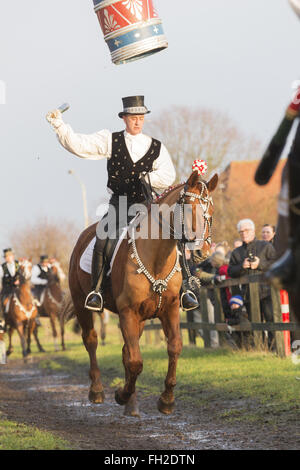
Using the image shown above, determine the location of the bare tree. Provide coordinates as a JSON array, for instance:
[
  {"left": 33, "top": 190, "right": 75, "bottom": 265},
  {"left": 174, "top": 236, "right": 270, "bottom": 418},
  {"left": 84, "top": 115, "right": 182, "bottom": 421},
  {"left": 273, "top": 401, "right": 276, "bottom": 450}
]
[
  {"left": 145, "top": 106, "right": 261, "bottom": 180},
  {"left": 9, "top": 217, "right": 79, "bottom": 282}
]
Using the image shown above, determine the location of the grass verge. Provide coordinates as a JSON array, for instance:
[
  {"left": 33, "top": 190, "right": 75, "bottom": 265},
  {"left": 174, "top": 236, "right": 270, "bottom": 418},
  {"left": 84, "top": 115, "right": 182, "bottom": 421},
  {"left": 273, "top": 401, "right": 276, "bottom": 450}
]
[{"left": 0, "top": 414, "right": 70, "bottom": 450}]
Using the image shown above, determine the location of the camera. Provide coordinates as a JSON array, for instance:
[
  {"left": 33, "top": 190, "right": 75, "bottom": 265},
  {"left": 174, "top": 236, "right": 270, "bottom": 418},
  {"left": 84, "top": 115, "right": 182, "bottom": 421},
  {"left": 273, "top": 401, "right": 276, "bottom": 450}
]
[{"left": 248, "top": 252, "right": 256, "bottom": 263}]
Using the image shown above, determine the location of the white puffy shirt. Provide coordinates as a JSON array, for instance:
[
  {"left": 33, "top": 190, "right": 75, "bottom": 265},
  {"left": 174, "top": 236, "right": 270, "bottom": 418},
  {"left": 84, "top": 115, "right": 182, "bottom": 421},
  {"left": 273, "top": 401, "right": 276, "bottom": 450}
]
[
  {"left": 31, "top": 265, "right": 49, "bottom": 286},
  {"left": 52, "top": 119, "right": 176, "bottom": 191}
]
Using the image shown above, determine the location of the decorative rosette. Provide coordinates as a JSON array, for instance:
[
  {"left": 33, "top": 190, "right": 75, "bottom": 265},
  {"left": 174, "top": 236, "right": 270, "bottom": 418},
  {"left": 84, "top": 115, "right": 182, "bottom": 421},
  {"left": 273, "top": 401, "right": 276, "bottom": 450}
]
[{"left": 192, "top": 159, "right": 208, "bottom": 176}]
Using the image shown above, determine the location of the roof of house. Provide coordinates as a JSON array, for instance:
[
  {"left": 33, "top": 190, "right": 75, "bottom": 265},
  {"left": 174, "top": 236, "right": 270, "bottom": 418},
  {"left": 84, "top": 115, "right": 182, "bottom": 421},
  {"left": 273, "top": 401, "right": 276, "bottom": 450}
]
[{"left": 217, "top": 159, "right": 287, "bottom": 226}]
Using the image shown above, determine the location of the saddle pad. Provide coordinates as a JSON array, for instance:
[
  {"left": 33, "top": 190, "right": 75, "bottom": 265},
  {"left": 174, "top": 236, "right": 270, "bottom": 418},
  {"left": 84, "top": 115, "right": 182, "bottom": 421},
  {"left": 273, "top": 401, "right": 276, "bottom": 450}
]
[{"left": 79, "top": 226, "right": 129, "bottom": 276}]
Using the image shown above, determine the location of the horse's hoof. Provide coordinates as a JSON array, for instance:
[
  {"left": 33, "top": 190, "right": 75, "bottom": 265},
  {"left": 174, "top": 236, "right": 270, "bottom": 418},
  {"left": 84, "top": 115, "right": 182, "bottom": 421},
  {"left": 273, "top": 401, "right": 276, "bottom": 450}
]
[
  {"left": 124, "top": 408, "right": 140, "bottom": 418},
  {"left": 6, "top": 350, "right": 12, "bottom": 357},
  {"left": 124, "top": 400, "right": 140, "bottom": 417},
  {"left": 39, "top": 348, "right": 46, "bottom": 353},
  {"left": 115, "top": 388, "right": 129, "bottom": 406},
  {"left": 88, "top": 389, "right": 105, "bottom": 404},
  {"left": 157, "top": 397, "right": 175, "bottom": 415}
]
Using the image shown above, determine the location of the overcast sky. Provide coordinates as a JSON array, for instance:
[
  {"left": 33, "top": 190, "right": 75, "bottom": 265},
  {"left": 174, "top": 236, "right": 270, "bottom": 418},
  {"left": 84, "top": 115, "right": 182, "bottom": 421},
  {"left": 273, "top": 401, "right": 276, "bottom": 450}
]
[{"left": 0, "top": 0, "right": 299, "bottom": 249}]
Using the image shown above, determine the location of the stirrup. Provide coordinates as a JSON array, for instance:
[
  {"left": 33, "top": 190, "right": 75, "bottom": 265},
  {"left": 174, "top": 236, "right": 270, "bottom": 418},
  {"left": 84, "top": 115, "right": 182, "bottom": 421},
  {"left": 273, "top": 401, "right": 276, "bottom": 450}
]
[
  {"left": 180, "top": 289, "right": 199, "bottom": 311},
  {"left": 84, "top": 291, "right": 104, "bottom": 312}
]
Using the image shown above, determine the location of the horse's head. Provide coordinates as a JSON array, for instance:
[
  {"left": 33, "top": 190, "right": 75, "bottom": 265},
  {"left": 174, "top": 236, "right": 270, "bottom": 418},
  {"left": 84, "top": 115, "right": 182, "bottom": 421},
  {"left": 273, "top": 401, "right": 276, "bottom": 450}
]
[
  {"left": 49, "top": 259, "right": 66, "bottom": 284},
  {"left": 179, "top": 170, "right": 218, "bottom": 258},
  {"left": 18, "top": 258, "right": 33, "bottom": 282}
]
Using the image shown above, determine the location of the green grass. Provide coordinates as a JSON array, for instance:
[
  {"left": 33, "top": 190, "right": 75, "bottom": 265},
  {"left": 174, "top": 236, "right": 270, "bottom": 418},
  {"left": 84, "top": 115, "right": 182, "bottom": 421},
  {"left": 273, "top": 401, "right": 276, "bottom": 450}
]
[
  {"left": 0, "top": 415, "right": 70, "bottom": 450},
  {"left": 4, "top": 315, "right": 300, "bottom": 427}
]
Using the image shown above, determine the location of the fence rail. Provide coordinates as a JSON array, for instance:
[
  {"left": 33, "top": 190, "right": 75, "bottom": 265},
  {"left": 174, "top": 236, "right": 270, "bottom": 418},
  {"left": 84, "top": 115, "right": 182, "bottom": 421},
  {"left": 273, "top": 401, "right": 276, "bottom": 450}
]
[
  {"left": 144, "top": 322, "right": 300, "bottom": 332},
  {"left": 144, "top": 273, "right": 300, "bottom": 357}
]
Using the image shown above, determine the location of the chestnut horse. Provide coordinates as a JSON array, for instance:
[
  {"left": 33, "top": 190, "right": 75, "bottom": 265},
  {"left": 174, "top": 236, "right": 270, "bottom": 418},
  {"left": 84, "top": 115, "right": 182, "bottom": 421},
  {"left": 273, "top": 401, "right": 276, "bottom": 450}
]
[
  {"left": 38, "top": 261, "right": 65, "bottom": 351},
  {"left": 6, "top": 260, "right": 44, "bottom": 359},
  {"left": 67, "top": 171, "right": 218, "bottom": 416}
]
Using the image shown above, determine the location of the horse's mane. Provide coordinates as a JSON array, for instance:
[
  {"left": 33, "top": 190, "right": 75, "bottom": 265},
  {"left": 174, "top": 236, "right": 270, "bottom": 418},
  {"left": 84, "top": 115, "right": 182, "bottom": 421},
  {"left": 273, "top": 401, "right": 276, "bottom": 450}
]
[
  {"left": 153, "top": 175, "right": 208, "bottom": 206},
  {"left": 153, "top": 183, "right": 185, "bottom": 205}
]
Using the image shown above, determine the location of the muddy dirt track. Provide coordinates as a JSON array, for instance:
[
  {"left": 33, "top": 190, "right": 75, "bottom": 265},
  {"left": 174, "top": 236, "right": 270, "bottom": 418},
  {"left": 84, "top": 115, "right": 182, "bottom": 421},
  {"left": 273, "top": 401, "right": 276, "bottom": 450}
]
[{"left": 0, "top": 356, "right": 299, "bottom": 450}]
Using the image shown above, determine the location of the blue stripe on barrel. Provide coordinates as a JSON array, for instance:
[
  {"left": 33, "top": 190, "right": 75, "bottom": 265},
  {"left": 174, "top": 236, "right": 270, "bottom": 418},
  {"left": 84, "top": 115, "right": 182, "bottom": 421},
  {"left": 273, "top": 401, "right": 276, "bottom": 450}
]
[{"left": 106, "top": 23, "right": 164, "bottom": 53}]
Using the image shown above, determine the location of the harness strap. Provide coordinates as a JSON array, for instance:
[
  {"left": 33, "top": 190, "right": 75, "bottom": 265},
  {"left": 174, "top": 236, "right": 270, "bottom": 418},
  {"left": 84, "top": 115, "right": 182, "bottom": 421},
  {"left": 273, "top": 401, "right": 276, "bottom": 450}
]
[
  {"left": 129, "top": 226, "right": 181, "bottom": 313},
  {"left": 46, "top": 289, "right": 63, "bottom": 308},
  {"left": 12, "top": 294, "right": 36, "bottom": 319}
]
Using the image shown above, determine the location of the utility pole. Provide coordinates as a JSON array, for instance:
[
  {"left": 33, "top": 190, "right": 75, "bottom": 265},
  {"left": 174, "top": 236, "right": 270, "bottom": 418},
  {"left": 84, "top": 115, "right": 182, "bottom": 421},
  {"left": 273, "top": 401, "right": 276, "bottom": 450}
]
[{"left": 68, "top": 170, "right": 89, "bottom": 229}]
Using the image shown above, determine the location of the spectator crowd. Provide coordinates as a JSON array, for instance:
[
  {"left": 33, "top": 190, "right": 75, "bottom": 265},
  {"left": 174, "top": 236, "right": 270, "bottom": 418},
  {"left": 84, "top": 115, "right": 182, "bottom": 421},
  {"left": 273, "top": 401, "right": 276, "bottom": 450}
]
[{"left": 185, "top": 219, "right": 278, "bottom": 350}]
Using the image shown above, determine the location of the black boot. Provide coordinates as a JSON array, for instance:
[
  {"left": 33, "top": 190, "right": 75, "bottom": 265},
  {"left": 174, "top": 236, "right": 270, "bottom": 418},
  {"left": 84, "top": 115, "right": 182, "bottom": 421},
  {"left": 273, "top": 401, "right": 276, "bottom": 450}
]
[
  {"left": 85, "top": 247, "right": 105, "bottom": 312},
  {"left": 180, "top": 287, "right": 199, "bottom": 311}
]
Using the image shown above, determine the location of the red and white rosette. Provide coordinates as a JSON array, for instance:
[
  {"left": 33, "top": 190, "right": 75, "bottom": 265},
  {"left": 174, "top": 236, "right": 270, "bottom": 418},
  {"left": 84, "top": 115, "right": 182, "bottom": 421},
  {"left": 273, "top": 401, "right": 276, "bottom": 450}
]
[{"left": 192, "top": 159, "right": 208, "bottom": 176}]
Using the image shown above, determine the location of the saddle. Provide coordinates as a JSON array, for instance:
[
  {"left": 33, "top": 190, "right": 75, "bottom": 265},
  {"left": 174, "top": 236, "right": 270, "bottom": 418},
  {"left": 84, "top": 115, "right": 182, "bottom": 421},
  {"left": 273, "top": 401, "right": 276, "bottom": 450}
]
[{"left": 80, "top": 213, "right": 139, "bottom": 277}]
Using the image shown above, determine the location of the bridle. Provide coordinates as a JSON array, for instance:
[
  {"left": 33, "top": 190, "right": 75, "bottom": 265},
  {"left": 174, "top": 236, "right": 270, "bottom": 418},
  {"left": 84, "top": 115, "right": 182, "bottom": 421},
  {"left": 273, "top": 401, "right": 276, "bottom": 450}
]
[
  {"left": 175, "top": 180, "right": 214, "bottom": 292},
  {"left": 170, "top": 180, "right": 214, "bottom": 247}
]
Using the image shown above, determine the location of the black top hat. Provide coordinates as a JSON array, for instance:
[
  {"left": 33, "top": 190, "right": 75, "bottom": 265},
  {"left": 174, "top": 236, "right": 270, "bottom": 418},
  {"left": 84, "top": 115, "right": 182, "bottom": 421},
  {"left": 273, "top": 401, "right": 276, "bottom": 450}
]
[
  {"left": 40, "top": 255, "right": 49, "bottom": 262},
  {"left": 3, "top": 248, "right": 13, "bottom": 256},
  {"left": 118, "top": 96, "right": 150, "bottom": 118}
]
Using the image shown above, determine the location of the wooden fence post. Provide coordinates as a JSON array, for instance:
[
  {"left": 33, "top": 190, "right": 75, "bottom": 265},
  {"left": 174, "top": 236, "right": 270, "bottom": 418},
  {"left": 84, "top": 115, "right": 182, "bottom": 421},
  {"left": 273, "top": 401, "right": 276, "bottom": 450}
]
[
  {"left": 271, "top": 287, "right": 285, "bottom": 358},
  {"left": 213, "top": 288, "right": 227, "bottom": 346},
  {"left": 249, "top": 282, "right": 263, "bottom": 349},
  {"left": 199, "top": 288, "right": 211, "bottom": 348}
]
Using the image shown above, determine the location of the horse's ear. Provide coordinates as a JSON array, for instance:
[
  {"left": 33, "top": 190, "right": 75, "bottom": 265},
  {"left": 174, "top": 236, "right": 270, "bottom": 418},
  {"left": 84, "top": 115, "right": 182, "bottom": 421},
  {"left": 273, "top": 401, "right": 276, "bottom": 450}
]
[
  {"left": 207, "top": 173, "right": 218, "bottom": 193},
  {"left": 187, "top": 171, "right": 199, "bottom": 188}
]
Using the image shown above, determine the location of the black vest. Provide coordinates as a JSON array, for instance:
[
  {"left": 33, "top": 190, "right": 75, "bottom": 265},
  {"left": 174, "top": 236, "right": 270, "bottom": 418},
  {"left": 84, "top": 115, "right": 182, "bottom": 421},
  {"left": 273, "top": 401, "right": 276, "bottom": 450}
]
[
  {"left": 1, "top": 261, "right": 19, "bottom": 290},
  {"left": 37, "top": 264, "right": 50, "bottom": 281},
  {"left": 107, "top": 131, "right": 161, "bottom": 203}
]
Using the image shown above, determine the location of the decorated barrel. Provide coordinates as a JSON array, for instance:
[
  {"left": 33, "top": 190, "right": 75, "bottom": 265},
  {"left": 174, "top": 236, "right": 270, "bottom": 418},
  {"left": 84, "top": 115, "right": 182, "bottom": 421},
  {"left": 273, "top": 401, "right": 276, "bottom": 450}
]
[
  {"left": 93, "top": 0, "right": 168, "bottom": 64},
  {"left": 289, "top": 0, "right": 300, "bottom": 18}
]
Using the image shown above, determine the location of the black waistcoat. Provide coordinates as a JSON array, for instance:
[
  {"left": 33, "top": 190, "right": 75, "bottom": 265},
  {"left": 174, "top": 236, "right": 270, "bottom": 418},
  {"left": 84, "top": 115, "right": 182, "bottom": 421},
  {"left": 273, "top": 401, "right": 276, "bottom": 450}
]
[
  {"left": 1, "top": 261, "right": 19, "bottom": 290},
  {"left": 37, "top": 264, "right": 50, "bottom": 281},
  {"left": 107, "top": 131, "right": 161, "bottom": 204}
]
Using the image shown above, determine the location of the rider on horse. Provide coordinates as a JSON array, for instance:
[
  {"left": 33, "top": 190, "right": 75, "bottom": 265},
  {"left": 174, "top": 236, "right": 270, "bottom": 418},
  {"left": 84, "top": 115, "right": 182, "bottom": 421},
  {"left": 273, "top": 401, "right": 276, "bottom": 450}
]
[
  {"left": 0, "top": 248, "right": 20, "bottom": 333},
  {"left": 46, "top": 95, "right": 199, "bottom": 312},
  {"left": 31, "top": 255, "right": 52, "bottom": 302}
]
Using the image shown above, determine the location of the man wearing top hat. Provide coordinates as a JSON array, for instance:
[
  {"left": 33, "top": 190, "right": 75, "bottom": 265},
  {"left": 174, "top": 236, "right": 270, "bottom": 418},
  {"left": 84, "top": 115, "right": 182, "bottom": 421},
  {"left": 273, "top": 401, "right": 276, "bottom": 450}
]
[
  {"left": 46, "top": 96, "right": 199, "bottom": 312},
  {"left": 0, "top": 248, "right": 20, "bottom": 332},
  {"left": 31, "top": 255, "right": 52, "bottom": 302}
]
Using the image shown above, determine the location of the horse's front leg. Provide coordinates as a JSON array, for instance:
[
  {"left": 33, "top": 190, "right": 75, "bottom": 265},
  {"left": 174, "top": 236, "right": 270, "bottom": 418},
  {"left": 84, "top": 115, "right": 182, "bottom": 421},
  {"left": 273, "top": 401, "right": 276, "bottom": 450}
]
[
  {"left": 158, "top": 298, "right": 182, "bottom": 415},
  {"left": 32, "top": 320, "right": 45, "bottom": 353},
  {"left": 26, "top": 320, "right": 33, "bottom": 355},
  {"left": 122, "top": 320, "right": 145, "bottom": 417},
  {"left": 15, "top": 322, "right": 28, "bottom": 359},
  {"left": 115, "top": 309, "right": 143, "bottom": 407},
  {"left": 7, "top": 326, "right": 14, "bottom": 356},
  {"left": 49, "top": 312, "right": 59, "bottom": 352},
  {"left": 78, "top": 308, "right": 105, "bottom": 404}
]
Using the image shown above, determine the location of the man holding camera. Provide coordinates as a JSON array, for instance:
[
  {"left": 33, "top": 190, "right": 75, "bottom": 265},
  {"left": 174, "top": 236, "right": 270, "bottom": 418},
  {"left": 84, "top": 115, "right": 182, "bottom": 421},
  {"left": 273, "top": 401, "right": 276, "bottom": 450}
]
[{"left": 228, "top": 219, "right": 277, "bottom": 348}]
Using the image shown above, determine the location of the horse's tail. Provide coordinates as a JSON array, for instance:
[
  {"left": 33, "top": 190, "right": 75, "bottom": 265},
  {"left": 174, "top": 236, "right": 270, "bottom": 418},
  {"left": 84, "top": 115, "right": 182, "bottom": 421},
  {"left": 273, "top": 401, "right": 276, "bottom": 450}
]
[{"left": 59, "top": 291, "right": 76, "bottom": 325}]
